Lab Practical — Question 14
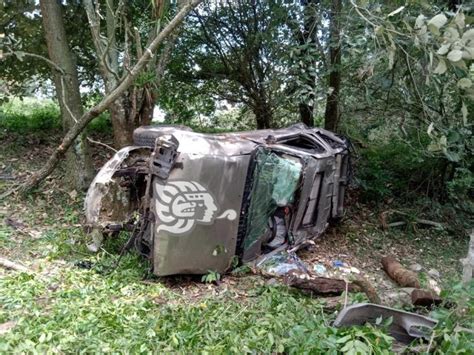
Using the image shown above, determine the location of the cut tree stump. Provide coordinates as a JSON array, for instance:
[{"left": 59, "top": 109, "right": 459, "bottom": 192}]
[{"left": 381, "top": 256, "right": 420, "bottom": 288}]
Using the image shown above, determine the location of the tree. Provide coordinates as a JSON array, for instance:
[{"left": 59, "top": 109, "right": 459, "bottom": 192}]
[
  {"left": 293, "top": 0, "right": 324, "bottom": 127},
  {"left": 162, "top": 0, "right": 294, "bottom": 129},
  {"left": 39, "top": 0, "right": 93, "bottom": 190},
  {"left": 82, "top": 0, "right": 180, "bottom": 147},
  {"left": 324, "top": 0, "right": 341, "bottom": 131},
  {"left": 15, "top": 0, "right": 203, "bottom": 194}
]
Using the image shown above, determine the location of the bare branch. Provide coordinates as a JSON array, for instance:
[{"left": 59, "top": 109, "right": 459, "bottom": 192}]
[{"left": 87, "top": 137, "right": 117, "bottom": 153}]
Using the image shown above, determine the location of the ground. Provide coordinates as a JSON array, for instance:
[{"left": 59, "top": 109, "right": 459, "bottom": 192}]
[{"left": 0, "top": 131, "right": 472, "bottom": 353}]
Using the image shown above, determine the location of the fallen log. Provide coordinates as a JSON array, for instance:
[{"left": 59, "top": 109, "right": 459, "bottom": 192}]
[
  {"left": 0, "top": 257, "right": 33, "bottom": 274},
  {"left": 284, "top": 273, "right": 358, "bottom": 296},
  {"left": 411, "top": 289, "right": 442, "bottom": 307},
  {"left": 381, "top": 256, "right": 420, "bottom": 288},
  {"left": 352, "top": 276, "right": 381, "bottom": 304}
]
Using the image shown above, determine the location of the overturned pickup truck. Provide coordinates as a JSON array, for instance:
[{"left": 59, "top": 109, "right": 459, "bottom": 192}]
[{"left": 85, "top": 124, "right": 350, "bottom": 276}]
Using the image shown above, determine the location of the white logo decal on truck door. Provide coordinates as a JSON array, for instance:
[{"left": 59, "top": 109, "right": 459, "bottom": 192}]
[{"left": 155, "top": 181, "right": 237, "bottom": 235}]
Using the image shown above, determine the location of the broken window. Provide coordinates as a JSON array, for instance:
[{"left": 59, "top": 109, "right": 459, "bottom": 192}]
[
  {"left": 242, "top": 149, "right": 302, "bottom": 260},
  {"left": 279, "top": 135, "right": 326, "bottom": 154}
]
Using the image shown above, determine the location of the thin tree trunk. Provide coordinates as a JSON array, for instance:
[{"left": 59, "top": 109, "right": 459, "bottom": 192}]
[
  {"left": 299, "top": 103, "right": 313, "bottom": 127},
  {"left": 324, "top": 0, "right": 342, "bottom": 132},
  {"left": 298, "top": 0, "right": 320, "bottom": 127},
  {"left": 110, "top": 99, "right": 134, "bottom": 147},
  {"left": 253, "top": 98, "right": 272, "bottom": 129},
  {"left": 39, "top": 0, "right": 93, "bottom": 190},
  {"left": 17, "top": 0, "right": 203, "bottom": 194}
]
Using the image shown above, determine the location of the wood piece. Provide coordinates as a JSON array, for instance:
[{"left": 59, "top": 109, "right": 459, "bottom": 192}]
[
  {"left": 381, "top": 256, "right": 420, "bottom": 288},
  {"left": 284, "top": 273, "right": 359, "bottom": 296},
  {"left": 411, "top": 289, "right": 442, "bottom": 307},
  {"left": 352, "top": 276, "right": 381, "bottom": 304},
  {"left": 0, "top": 257, "right": 32, "bottom": 274}
]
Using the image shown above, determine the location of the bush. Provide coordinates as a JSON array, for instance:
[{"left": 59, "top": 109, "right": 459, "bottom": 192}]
[
  {"left": 86, "top": 113, "right": 113, "bottom": 135},
  {"left": 355, "top": 135, "right": 445, "bottom": 202},
  {"left": 0, "top": 98, "right": 61, "bottom": 133}
]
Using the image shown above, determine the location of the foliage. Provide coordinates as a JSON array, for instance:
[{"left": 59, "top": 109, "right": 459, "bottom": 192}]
[
  {"left": 343, "top": 3, "right": 473, "bottom": 205},
  {"left": 0, "top": 1, "right": 98, "bottom": 99},
  {"left": 428, "top": 282, "right": 474, "bottom": 353},
  {"left": 0, "top": 98, "right": 60, "bottom": 132},
  {"left": 0, "top": 252, "right": 393, "bottom": 353},
  {"left": 0, "top": 97, "right": 113, "bottom": 135},
  {"left": 353, "top": 129, "right": 445, "bottom": 201},
  {"left": 201, "top": 270, "right": 221, "bottom": 284},
  {"left": 159, "top": 0, "right": 298, "bottom": 128}
]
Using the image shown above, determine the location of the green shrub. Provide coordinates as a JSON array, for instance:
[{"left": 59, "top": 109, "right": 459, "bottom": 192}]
[
  {"left": 86, "top": 113, "right": 112, "bottom": 135},
  {"left": 355, "top": 137, "right": 444, "bottom": 202},
  {"left": 0, "top": 98, "right": 61, "bottom": 133}
]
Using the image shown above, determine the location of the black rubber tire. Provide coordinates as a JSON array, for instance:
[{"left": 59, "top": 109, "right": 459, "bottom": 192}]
[{"left": 133, "top": 125, "right": 193, "bottom": 147}]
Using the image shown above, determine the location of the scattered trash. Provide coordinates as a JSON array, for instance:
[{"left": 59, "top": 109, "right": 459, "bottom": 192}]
[
  {"left": 409, "top": 263, "right": 423, "bottom": 272},
  {"left": 332, "top": 260, "right": 344, "bottom": 268},
  {"left": 427, "top": 268, "right": 440, "bottom": 279},
  {"left": 256, "top": 249, "right": 309, "bottom": 276},
  {"left": 313, "top": 264, "right": 327, "bottom": 275},
  {"left": 350, "top": 267, "right": 360, "bottom": 274},
  {"left": 334, "top": 303, "right": 438, "bottom": 344},
  {"left": 381, "top": 256, "right": 420, "bottom": 288}
]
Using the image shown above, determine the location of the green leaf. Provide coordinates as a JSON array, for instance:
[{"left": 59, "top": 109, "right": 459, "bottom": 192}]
[
  {"left": 443, "top": 27, "right": 460, "bottom": 41},
  {"left": 447, "top": 50, "right": 463, "bottom": 62},
  {"left": 461, "top": 102, "right": 468, "bottom": 125},
  {"left": 336, "top": 335, "right": 352, "bottom": 344},
  {"left": 433, "top": 58, "right": 447, "bottom": 74},
  {"left": 457, "top": 78, "right": 472, "bottom": 89},
  {"left": 461, "top": 28, "right": 474, "bottom": 45},
  {"left": 454, "top": 13, "right": 465, "bottom": 29},
  {"left": 427, "top": 14, "right": 448, "bottom": 34},
  {"left": 437, "top": 44, "right": 450, "bottom": 55}
]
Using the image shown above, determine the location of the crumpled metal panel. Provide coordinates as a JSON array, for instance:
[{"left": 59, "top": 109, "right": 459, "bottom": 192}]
[
  {"left": 151, "top": 152, "right": 251, "bottom": 276},
  {"left": 84, "top": 146, "right": 150, "bottom": 227},
  {"left": 334, "top": 303, "right": 438, "bottom": 344}
]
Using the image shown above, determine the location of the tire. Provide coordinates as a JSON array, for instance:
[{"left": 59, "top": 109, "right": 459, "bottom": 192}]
[{"left": 133, "top": 125, "right": 193, "bottom": 147}]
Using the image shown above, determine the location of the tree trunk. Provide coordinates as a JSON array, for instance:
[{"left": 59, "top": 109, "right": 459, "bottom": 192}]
[
  {"left": 109, "top": 89, "right": 155, "bottom": 148},
  {"left": 39, "top": 0, "right": 93, "bottom": 190},
  {"left": 298, "top": 0, "right": 320, "bottom": 127},
  {"left": 324, "top": 0, "right": 342, "bottom": 132},
  {"left": 253, "top": 99, "right": 272, "bottom": 129},
  {"left": 299, "top": 103, "right": 313, "bottom": 127},
  {"left": 110, "top": 99, "right": 134, "bottom": 147}
]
